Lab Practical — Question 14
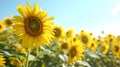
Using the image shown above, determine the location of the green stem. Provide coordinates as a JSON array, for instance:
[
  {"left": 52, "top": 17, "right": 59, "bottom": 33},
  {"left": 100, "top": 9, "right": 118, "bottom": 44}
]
[
  {"left": 25, "top": 49, "right": 30, "bottom": 67},
  {"left": 29, "top": 48, "right": 39, "bottom": 67},
  {"left": 36, "top": 48, "right": 39, "bottom": 57}
]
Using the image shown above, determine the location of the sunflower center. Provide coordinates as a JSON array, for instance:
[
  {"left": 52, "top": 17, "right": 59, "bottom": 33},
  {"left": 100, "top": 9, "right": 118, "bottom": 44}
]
[
  {"left": 70, "top": 48, "right": 76, "bottom": 57},
  {"left": 24, "top": 17, "right": 43, "bottom": 36},
  {"left": 61, "top": 43, "right": 68, "bottom": 49},
  {"left": 109, "top": 38, "right": 113, "bottom": 42},
  {"left": 66, "top": 31, "right": 71, "bottom": 37},
  {"left": 108, "top": 35, "right": 112, "bottom": 37},
  {"left": 81, "top": 35, "right": 88, "bottom": 44},
  {"left": 73, "top": 37, "right": 76, "bottom": 42},
  {"left": 114, "top": 46, "right": 119, "bottom": 52},
  {"left": 0, "top": 25, "right": 1, "bottom": 29},
  {"left": 54, "top": 28, "right": 61, "bottom": 37},
  {"left": 91, "top": 43, "right": 94, "bottom": 47},
  {"left": 102, "top": 45, "right": 105, "bottom": 52},
  {"left": 6, "top": 19, "right": 12, "bottom": 25}
]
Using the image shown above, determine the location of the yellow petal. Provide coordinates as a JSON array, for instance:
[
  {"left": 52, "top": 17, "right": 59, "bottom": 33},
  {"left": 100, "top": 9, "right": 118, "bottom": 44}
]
[
  {"left": 17, "top": 5, "right": 28, "bottom": 18},
  {"left": 39, "top": 11, "right": 48, "bottom": 19},
  {"left": 42, "top": 16, "right": 54, "bottom": 22},
  {"left": 26, "top": 1, "right": 32, "bottom": 14},
  {"left": 33, "top": 3, "right": 39, "bottom": 15},
  {"left": 12, "top": 15, "right": 23, "bottom": 21}
]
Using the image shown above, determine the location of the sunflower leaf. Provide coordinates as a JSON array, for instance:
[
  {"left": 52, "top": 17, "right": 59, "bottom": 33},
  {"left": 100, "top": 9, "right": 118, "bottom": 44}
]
[
  {"left": 86, "top": 50, "right": 100, "bottom": 59},
  {"left": 75, "top": 60, "right": 91, "bottom": 67},
  {"left": 28, "top": 54, "right": 35, "bottom": 61}
]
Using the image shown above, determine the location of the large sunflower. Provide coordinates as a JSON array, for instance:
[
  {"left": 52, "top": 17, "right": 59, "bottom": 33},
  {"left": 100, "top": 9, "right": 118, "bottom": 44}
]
[
  {"left": 0, "top": 55, "right": 5, "bottom": 67},
  {"left": 0, "top": 21, "right": 5, "bottom": 32},
  {"left": 68, "top": 41, "right": 84, "bottom": 64},
  {"left": 12, "top": 2, "right": 54, "bottom": 50}
]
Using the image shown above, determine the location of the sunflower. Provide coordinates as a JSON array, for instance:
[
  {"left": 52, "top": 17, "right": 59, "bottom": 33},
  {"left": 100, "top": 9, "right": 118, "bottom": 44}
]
[
  {"left": 66, "top": 27, "right": 75, "bottom": 38},
  {"left": 101, "top": 42, "right": 110, "bottom": 55},
  {"left": 12, "top": 1, "right": 54, "bottom": 50},
  {"left": 0, "top": 55, "right": 5, "bottom": 67},
  {"left": 0, "top": 21, "right": 5, "bottom": 32},
  {"left": 59, "top": 40, "right": 70, "bottom": 54},
  {"left": 4, "top": 17, "right": 13, "bottom": 27},
  {"left": 104, "top": 34, "right": 116, "bottom": 44},
  {"left": 90, "top": 32, "right": 93, "bottom": 36},
  {"left": 68, "top": 41, "right": 84, "bottom": 64},
  {"left": 71, "top": 34, "right": 79, "bottom": 43},
  {"left": 53, "top": 24, "right": 65, "bottom": 42},
  {"left": 80, "top": 29, "right": 85, "bottom": 33},
  {"left": 79, "top": 30, "right": 91, "bottom": 47},
  {"left": 112, "top": 41, "right": 120, "bottom": 59},
  {"left": 88, "top": 38, "right": 98, "bottom": 52},
  {"left": 12, "top": 43, "right": 26, "bottom": 53},
  {"left": 97, "top": 36, "right": 102, "bottom": 45},
  {"left": 65, "top": 27, "right": 76, "bottom": 43},
  {"left": 9, "top": 57, "right": 26, "bottom": 67}
]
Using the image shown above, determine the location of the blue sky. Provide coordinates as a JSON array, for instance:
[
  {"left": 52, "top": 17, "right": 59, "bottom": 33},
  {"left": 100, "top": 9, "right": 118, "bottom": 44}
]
[{"left": 0, "top": 0, "right": 120, "bottom": 36}]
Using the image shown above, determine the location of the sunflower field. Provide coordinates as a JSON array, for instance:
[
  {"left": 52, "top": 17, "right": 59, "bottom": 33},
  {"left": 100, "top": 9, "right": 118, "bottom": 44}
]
[{"left": 0, "top": 1, "right": 120, "bottom": 67}]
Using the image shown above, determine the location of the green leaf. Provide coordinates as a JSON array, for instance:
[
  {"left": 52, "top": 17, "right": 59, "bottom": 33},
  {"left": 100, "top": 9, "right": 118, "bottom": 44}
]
[
  {"left": 2, "top": 50, "right": 12, "bottom": 56},
  {"left": 75, "top": 60, "right": 91, "bottom": 67},
  {"left": 17, "top": 52, "right": 26, "bottom": 56},
  {"left": 86, "top": 50, "right": 100, "bottom": 59},
  {"left": 0, "top": 41, "right": 7, "bottom": 45},
  {"left": 59, "top": 54, "right": 65, "bottom": 61},
  {"left": 28, "top": 54, "right": 35, "bottom": 61}
]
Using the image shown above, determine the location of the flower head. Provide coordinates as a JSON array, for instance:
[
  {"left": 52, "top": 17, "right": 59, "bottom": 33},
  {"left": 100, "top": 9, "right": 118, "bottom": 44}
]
[
  {"left": 101, "top": 42, "right": 110, "bottom": 55},
  {"left": 0, "top": 21, "right": 5, "bottom": 32},
  {"left": 79, "top": 30, "right": 92, "bottom": 47},
  {"left": 0, "top": 55, "right": 5, "bottom": 67},
  {"left": 53, "top": 24, "right": 65, "bottom": 42},
  {"left": 4, "top": 17, "right": 13, "bottom": 27},
  {"left": 12, "top": 1, "right": 54, "bottom": 50},
  {"left": 68, "top": 41, "right": 84, "bottom": 64}
]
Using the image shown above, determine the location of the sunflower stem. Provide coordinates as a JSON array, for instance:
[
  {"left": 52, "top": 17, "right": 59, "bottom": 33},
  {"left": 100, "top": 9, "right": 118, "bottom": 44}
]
[
  {"left": 29, "top": 48, "right": 39, "bottom": 67},
  {"left": 25, "top": 49, "right": 30, "bottom": 67},
  {"left": 36, "top": 48, "right": 39, "bottom": 57}
]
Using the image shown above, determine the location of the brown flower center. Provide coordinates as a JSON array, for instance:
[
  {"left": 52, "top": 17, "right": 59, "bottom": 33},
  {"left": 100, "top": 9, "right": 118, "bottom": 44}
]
[
  {"left": 5, "top": 19, "right": 12, "bottom": 26},
  {"left": 24, "top": 17, "right": 43, "bottom": 36},
  {"left": 81, "top": 35, "right": 88, "bottom": 44},
  {"left": 70, "top": 47, "right": 76, "bottom": 57},
  {"left": 109, "top": 38, "right": 113, "bottom": 42},
  {"left": 66, "top": 31, "right": 72, "bottom": 37},
  {"left": 0, "top": 25, "right": 2, "bottom": 29},
  {"left": 108, "top": 35, "right": 112, "bottom": 37},
  {"left": 114, "top": 45, "right": 119, "bottom": 52},
  {"left": 54, "top": 28, "right": 61, "bottom": 37},
  {"left": 61, "top": 42, "right": 68, "bottom": 49},
  {"left": 91, "top": 43, "right": 94, "bottom": 47},
  {"left": 102, "top": 45, "right": 105, "bottom": 52},
  {"left": 73, "top": 37, "right": 76, "bottom": 42}
]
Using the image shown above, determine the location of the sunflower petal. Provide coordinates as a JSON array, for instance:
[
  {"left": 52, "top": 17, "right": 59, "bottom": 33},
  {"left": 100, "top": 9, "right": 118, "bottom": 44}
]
[
  {"left": 26, "top": 1, "right": 32, "bottom": 14},
  {"left": 17, "top": 5, "right": 28, "bottom": 18},
  {"left": 33, "top": 3, "right": 39, "bottom": 15}
]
